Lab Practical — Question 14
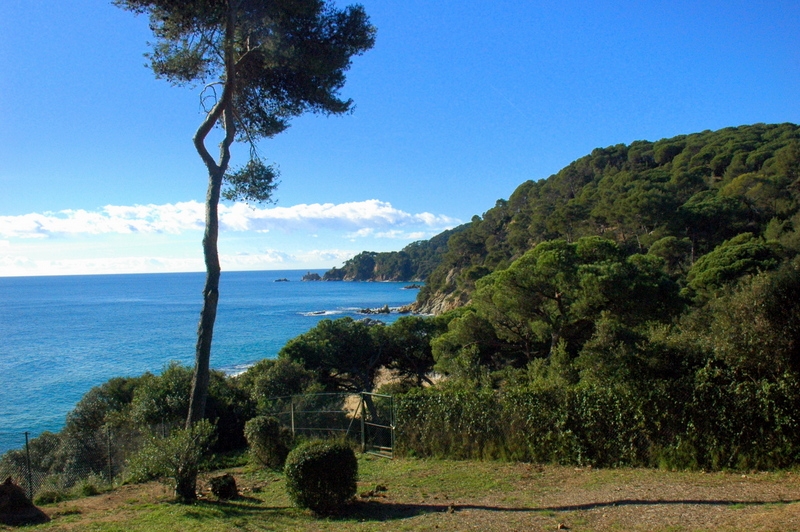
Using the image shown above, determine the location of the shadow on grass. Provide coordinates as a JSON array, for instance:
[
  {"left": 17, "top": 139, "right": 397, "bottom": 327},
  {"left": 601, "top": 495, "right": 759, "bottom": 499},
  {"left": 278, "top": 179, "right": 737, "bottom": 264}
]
[
  {"left": 343, "top": 497, "right": 800, "bottom": 521},
  {"left": 180, "top": 496, "right": 800, "bottom": 523},
  {"left": 180, "top": 497, "right": 295, "bottom": 521}
]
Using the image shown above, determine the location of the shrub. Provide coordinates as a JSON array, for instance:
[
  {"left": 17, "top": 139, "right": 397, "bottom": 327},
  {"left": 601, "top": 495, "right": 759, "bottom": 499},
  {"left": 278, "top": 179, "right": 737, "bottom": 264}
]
[
  {"left": 33, "top": 490, "right": 68, "bottom": 506},
  {"left": 124, "top": 419, "right": 216, "bottom": 502},
  {"left": 72, "top": 473, "right": 106, "bottom": 498},
  {"left": 244, "top": 416, "right": 292, "bottom": 470},
  {"left": 284, "top": 440, "right": 357, "bottom": 515}
]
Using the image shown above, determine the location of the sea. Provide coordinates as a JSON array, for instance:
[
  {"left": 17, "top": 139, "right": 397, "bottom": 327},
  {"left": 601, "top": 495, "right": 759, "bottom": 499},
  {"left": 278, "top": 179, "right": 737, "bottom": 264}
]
[{"left": 0, "top": 270, "right": 418, "bottom": 453}]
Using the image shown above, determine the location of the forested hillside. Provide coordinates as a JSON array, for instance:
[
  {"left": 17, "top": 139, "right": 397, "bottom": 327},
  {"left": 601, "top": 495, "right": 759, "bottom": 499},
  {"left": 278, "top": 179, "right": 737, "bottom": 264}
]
[
  {"left": 323, "top": 225, "right": 465, "bottom": 281},
  {"left": 417, "top": 123, "right": 800, "bottom": 312}
]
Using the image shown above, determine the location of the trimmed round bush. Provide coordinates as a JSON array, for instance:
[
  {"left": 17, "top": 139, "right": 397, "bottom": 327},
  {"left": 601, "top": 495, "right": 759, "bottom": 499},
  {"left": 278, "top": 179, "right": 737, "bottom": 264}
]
[
  {"left": 244, "top": 415, "right": 292, "bottom": 470},
  {"left": 284, "top": 440, "right": 358, "bottom": 515}
]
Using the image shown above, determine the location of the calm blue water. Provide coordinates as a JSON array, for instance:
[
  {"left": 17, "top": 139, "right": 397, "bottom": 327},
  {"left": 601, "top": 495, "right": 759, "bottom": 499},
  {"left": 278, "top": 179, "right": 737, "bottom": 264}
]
[{"left": 0, "top": 270, "right": 418, "bottom": 451}]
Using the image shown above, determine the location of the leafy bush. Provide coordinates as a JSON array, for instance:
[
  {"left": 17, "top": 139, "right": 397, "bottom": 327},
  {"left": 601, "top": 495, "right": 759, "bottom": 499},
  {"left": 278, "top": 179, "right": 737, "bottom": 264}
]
[
  {"left": 33, "top": 489, "right": 68, "bottom": 506},
  {"left": 284, "top": 440, "right": 357, "bottom": 515},
  {"left": 244, "top": 416, "right": 292, "bottom": 470},
  {"left": 125, "top": 420, "right": 216, "bottom": 502},
  {"left": 73, "top": 473, "right": 106, "bottom": 497}
]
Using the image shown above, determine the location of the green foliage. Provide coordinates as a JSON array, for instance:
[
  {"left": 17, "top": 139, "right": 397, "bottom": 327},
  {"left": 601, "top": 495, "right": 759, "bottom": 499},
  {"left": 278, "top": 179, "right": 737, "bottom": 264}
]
[
  {"left": 125, "top": 419, "right": 216, "bottom": 502},
  {"left": 66, "top": 376, "right": 141, "bottom": 436},
  {"left": 130, "top": 362, "right": 193, "bottom": 427},
  {"left": 395, "top": 265, "right": 800, "bottom": 470},
  {"left": 647, "top": 236, "right": 693, "bottom": 275},
  {"left": 396, "top": 384, "right": 655, "bottom": 466},
  {"left": 115, "top": 0, "right": 376, "bottom": 144},
  {"left": 323, "top": 225, "right": 466, "bottom": 282},
  {"left": 689, "top": 260, "right": 800, "bottom": 379},
  {"left": 378, "top": 316, "right": 442, "bottom": 386},
  {"left": 73, "top": 473, "right": 107, "bottom": 498},
  {"left": 280, "top": 317, "right": 382, "bottom": 393},
  {"left": 460, "top": 237, "right": 681, "bottom": 368},
  {"left": 222, "top": 159, "right": 279, "bottom": 203},
  {"left": 33, "top": 489, "right": 68, "bottom": 506},
  {"left": 239, "top": 358, "right": 316, "bottom": 411},
  {"left": 284, "top": 440, "right": 358, "bottom": 515},
  {"left": 395, "top": 387, "right": 501, "bottom": 459},
  {"left": 244, "top": 416, "right": 293, "bottom": 471},
  {"left": 432, "top": 310, "right": 512, "bottom": 380},
  {"left": 127, "top": 362, "right": 252, "bottom": 451},
  {"left": 685, "top": 232, "right": 782, "bottom": 300},
  {"left": 676, "top": 365, "right": 800, "bottom": 470},
  {"left": 416, "top": 123, "right": 800, "bottom": 311}
]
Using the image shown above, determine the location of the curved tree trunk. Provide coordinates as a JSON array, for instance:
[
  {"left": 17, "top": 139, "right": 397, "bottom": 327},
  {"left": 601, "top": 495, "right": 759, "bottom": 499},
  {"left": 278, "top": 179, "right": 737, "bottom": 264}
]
[
  {"left": 177, "top": 171, "right": 222, "bottom": 503},
  {"left": 185, "top": 2, "right": 237, "bottom": 430},
  {"left": 178, "top": 7, "right": 237, "bottom": 503},
  {"left": 186, "top": 170, "right": 224, "bottom": 426}
]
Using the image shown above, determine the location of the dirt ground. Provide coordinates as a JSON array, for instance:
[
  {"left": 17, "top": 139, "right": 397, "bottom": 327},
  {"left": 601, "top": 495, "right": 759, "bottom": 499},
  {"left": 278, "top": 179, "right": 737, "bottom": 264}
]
[
  {"left": 437, "top": 466, "right": 800, "bottom": 531},
  {"left": 25, "top": 464, "right": 800, "bottom": 531}
]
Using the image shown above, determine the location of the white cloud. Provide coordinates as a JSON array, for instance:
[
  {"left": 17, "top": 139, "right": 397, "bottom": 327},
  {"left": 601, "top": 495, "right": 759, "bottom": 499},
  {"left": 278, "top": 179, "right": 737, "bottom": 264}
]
[
  {"left": 221, "top": 199, "right": 459, "bottom": 234},
  {"left": 347, "top": 228, "right": 374, "bottom": 238},
  {"left": 0, "top": 200, "right": 462, "bottom": 276},
  {"left": 0, "top": 242, "right": 397, "bottom": 276},
  {"left": 0, "top": 200, "right": 460, "bottom": 239},
  {"left": 216, "top": 248, "right": 359, "bottom": 271},
  {"left": 373, "top": 230, "right": 429, "bottom": 239},
  {"left": 0, "top": 255, "right": 205, "bottom": 277},
  {"left": 0, "top": 202, "right": 206, "bottom": 238}
]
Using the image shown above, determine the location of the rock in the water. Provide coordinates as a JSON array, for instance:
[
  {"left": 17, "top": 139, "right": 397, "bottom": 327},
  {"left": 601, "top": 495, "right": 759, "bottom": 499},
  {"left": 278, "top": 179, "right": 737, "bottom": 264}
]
[
  {"left": 0, "top": 477, "right": 50, "bottom": 526},
  {"left": 360, "top": 304, "right": 391, "bottom": 314},
  {"left": 209, "top": 474, "right": 238, "bottom": 500}
]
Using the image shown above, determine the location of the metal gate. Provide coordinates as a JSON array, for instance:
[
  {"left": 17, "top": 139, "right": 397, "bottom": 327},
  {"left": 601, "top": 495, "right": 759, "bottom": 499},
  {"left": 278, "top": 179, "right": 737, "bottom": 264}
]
[
  {"left": 357, "top": 392, "right": 394, "bottom": 458},
  {"left": 268, "top": 392, "right": 394, "bottom": 458}
]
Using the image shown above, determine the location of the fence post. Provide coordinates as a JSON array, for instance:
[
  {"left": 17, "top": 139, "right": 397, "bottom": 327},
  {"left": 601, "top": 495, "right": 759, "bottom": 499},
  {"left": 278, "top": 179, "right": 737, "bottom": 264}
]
[
  {"left": 24, "top": 432, "right": 33, "bottom": 501},
  {"left": 106, "top": 426, "right": 113, "bottom": 484},
  {"left": 290, "top": 398, "right": 295, "bottom": 436},
  {"left": 360, "top": 393, "right": 366, "bottom": 453},
  {"left": 390, "top": 395, "right": 395, "bottom": 458}
]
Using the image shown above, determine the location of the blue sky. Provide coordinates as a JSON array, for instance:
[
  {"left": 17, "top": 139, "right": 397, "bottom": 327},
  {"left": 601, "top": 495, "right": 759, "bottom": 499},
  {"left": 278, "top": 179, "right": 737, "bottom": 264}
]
[{"left": 1, "top": 0, "right": 798, "bottom": 276}]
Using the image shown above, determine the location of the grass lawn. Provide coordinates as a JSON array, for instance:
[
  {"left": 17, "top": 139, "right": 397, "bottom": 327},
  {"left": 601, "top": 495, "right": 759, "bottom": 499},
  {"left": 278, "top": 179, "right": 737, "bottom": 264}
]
[{"left": 7, "top": 456, "right": 800, "bottom": 531}]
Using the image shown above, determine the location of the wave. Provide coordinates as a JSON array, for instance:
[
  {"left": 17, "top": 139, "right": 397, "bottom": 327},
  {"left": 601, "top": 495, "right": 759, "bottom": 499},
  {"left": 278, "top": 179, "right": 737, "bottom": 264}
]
[
  {"left": 300, "top": 310, "right": 343, "bottom": 317},
  {"left": 219, "top": 362, "right": 257, "bottom": 377}
]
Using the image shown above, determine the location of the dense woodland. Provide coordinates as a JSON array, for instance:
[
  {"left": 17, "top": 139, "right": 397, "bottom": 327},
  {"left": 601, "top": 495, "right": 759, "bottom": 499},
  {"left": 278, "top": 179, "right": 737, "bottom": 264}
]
[
  {"left": 322, "top": 227, "right": 463, "bottom": 281},
  {"left": 7, "top": 124, "right": 800, "bottom": 491}
]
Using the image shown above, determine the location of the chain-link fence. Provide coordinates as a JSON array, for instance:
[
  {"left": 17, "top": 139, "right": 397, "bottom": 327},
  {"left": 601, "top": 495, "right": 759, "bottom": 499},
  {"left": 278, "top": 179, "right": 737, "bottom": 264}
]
[
  {"left": 0, "top": 426, "right": 142, "bottom": 501},
  {"left": 1, "top": 393, "right": 395, "bottom": 502},
  {"left": 265, "top": 392, "right": 395, "bottom": 458}
]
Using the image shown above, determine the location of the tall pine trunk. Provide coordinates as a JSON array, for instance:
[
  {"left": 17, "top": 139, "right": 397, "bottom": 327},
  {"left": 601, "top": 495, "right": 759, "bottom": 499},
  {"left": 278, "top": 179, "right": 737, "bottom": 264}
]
[
  {"left": 185, "top": 3, "right": 236, "bottom": 430},
  {"left": 187, "top": 170, "right": 223, "bottom": 426},
  {"left": 178, "top": 8, "right": 237, "bottom": 502}
]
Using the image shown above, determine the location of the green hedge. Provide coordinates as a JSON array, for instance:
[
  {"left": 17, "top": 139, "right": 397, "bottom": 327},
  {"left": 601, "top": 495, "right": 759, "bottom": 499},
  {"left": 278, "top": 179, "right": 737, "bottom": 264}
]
[{"left": 394, "top": 378, "right": 800, "bottom": 469}]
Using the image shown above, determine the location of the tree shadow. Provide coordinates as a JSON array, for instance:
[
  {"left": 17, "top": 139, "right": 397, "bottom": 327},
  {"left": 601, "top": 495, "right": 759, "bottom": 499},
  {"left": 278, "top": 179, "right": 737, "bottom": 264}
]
[
  {"left": 182, "top": 497, "right": 294, "bottom": 520},
  {"left": 179, "top": 496, "right": 800, "bottom": 523},
  {"left": 342, "top": 497, "right": 800, "bottom": 522}
]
